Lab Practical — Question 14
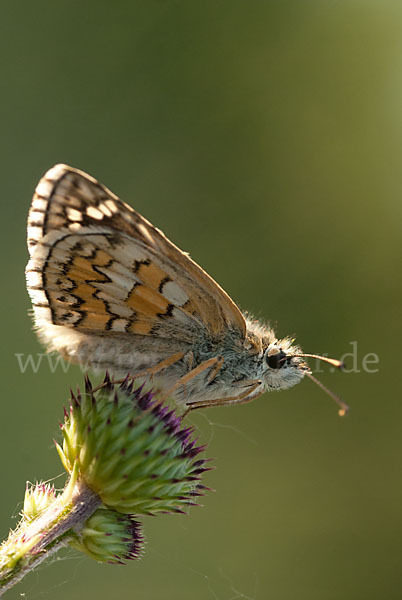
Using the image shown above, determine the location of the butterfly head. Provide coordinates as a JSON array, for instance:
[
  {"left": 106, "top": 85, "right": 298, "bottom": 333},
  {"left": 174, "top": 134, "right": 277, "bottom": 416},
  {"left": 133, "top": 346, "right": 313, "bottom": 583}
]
[
  {"left": 262, "top": 340, "right": 309, "bottom": 391},
  {"left": 259, "top": 339, "right": 348, "bottom": 415}
]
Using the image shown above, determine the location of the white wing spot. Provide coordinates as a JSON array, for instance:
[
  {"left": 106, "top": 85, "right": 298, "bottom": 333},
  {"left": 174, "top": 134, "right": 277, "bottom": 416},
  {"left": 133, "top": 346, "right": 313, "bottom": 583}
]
[
  {"left": 67, "top": 207, "right": 83, "bottom": 221},
  {"left": 28, "top": 289, "right": 48, "bottom": 305},
  {"left": 26, "top": 271, "right": 43, "bottom": 288},
  {"left": 98, "top": 203, "right": 113, "bottom": 217},
  {"left": 32, "top": 197, "right": 48, "bottom": 211},
  {"left": 68, "top": 222, "right": 81, "bottom": 232},
  {"left": 111, "top": 318, "right": 129, "bottom": 332},
  {"left": 104, "top": 199, "right": 119, "bottom": 214},
  {"left": 87, "top": 206, "right": 104, "bottom": 220},
  {"left": 27, "top": 226, "right": 43, "bottom": 242},
  {"left": 96, "top": 290, "right": 134, "bottom": 314},
  {"left": 162, "top": 281, "right": 189, "bottom": 306},
  {"left": 32, "top": 306, "right": 52, "bottom": 321},
  {"left": 29, "top": 212, "right": 45, "bottom": 225},
  {"left": 44, "top": 164, "right": 68, "bottom": 182},
  {"left": 35, "top": 180, "right": 54, "bottom": 198},
  {"left": 96, "top": 276, "right": 135, "bottom": 298}
]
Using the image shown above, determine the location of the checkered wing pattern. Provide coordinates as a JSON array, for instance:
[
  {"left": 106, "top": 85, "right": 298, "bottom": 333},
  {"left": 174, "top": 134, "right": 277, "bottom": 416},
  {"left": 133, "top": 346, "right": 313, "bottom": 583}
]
[{"left": 26, "top": 164, "right": 246, "bottom": 344}]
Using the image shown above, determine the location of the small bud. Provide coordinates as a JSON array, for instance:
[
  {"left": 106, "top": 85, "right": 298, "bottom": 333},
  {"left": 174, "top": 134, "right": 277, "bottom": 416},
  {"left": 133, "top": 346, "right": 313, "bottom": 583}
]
[
  {"left": 23, "top": 483, "right": 57, "bottom": 522},
  {"left": 70, "top": 509, "right": 143, "bottom": 563}
]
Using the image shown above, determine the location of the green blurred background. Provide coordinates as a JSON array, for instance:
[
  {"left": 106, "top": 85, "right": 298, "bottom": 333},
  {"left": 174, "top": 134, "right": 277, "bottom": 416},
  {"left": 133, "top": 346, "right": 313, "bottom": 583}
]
[{"left": 0, "top": 2, "right": 401, "bottom": 598}]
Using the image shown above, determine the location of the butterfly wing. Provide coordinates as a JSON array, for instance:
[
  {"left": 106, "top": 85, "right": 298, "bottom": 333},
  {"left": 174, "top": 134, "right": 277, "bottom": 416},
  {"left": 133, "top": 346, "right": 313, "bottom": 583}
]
[{"left": 26, "top": 165, "right": 246, "bottom": 353}]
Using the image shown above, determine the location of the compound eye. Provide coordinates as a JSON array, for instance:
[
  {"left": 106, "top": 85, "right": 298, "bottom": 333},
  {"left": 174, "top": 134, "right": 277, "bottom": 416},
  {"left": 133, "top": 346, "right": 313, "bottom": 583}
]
[{"left": 266, "top": 348, "right": 287, "bottom": 370}]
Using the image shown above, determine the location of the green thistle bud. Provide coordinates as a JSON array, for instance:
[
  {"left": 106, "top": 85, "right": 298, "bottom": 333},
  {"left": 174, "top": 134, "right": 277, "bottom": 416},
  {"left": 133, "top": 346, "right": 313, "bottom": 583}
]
[
  {"left": 23, "top": 483, "right": 57, "bottom": 522},
  {"left": 56, "top": 375, "right": 212, "bottom": 515},
  {"left": 70, "top": 509, "right": 143, "bottom": 564}
]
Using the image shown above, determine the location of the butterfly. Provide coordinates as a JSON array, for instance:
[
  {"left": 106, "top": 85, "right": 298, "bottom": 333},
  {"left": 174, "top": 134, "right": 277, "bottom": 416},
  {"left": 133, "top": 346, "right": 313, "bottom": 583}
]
[{"left": 26, "top": 164, "right": 347, "bottom": 415}]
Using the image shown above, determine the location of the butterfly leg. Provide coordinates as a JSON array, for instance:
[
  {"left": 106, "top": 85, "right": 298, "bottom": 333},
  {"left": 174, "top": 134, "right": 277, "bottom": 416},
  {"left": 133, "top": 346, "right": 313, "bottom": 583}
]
[
  {"left": 207, "top": 356, "right": 225, "bottom": 383},
  {"left": 130, "top": 352, "right": 185, "bottom": 380},
  {"left": 159, "top": 356, "right": 223, "bottom": 402},
  {"left": 182, "top": 380, "right": 262, "bottom": 416},
  {"left": 182, "top": 355, "right": 224, "bottom": 399}
]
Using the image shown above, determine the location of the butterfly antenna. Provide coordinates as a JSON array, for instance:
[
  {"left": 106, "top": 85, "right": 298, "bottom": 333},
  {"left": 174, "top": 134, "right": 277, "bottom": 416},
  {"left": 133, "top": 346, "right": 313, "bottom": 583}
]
[
  {"left": 287, "top": 353, "right": 348, "bottom": 416},
  {"left": 291, "top": 353, "right": 344, "bottom": 370},
  {"left": 305, "top": 371, "right": 349, "bottom": 416}
]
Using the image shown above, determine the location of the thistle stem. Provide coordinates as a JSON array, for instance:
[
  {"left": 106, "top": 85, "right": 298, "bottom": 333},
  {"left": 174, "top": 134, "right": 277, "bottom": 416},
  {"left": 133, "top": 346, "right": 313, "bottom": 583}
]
[
  {"left": 0, "top": 479, "right": 101, "bottom": 595},
  {"left": 0, "top": 537, "right": 72, "bottom": 596}
]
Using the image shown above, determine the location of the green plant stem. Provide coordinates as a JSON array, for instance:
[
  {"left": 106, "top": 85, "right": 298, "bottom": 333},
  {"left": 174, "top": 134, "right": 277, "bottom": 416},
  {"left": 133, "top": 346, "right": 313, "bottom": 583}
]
[
  {"left": 0, "top": 537, "right": 72, "bottom": 596},
  {"left": 0, "top": 479, "right": 101, "bottom": 596}
]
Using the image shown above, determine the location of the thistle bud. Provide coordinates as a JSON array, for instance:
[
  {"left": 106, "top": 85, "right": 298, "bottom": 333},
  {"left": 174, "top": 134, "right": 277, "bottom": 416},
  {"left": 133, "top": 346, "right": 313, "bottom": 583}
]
[
  {"left": 71, "top": 509, "right": 143, "bottom": 563},
  {"left": 23, "top": 483, "right": 57, "bottom": 522},
  {"left": 56, "top": 378, "right": 212, "bottom": 515}
]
